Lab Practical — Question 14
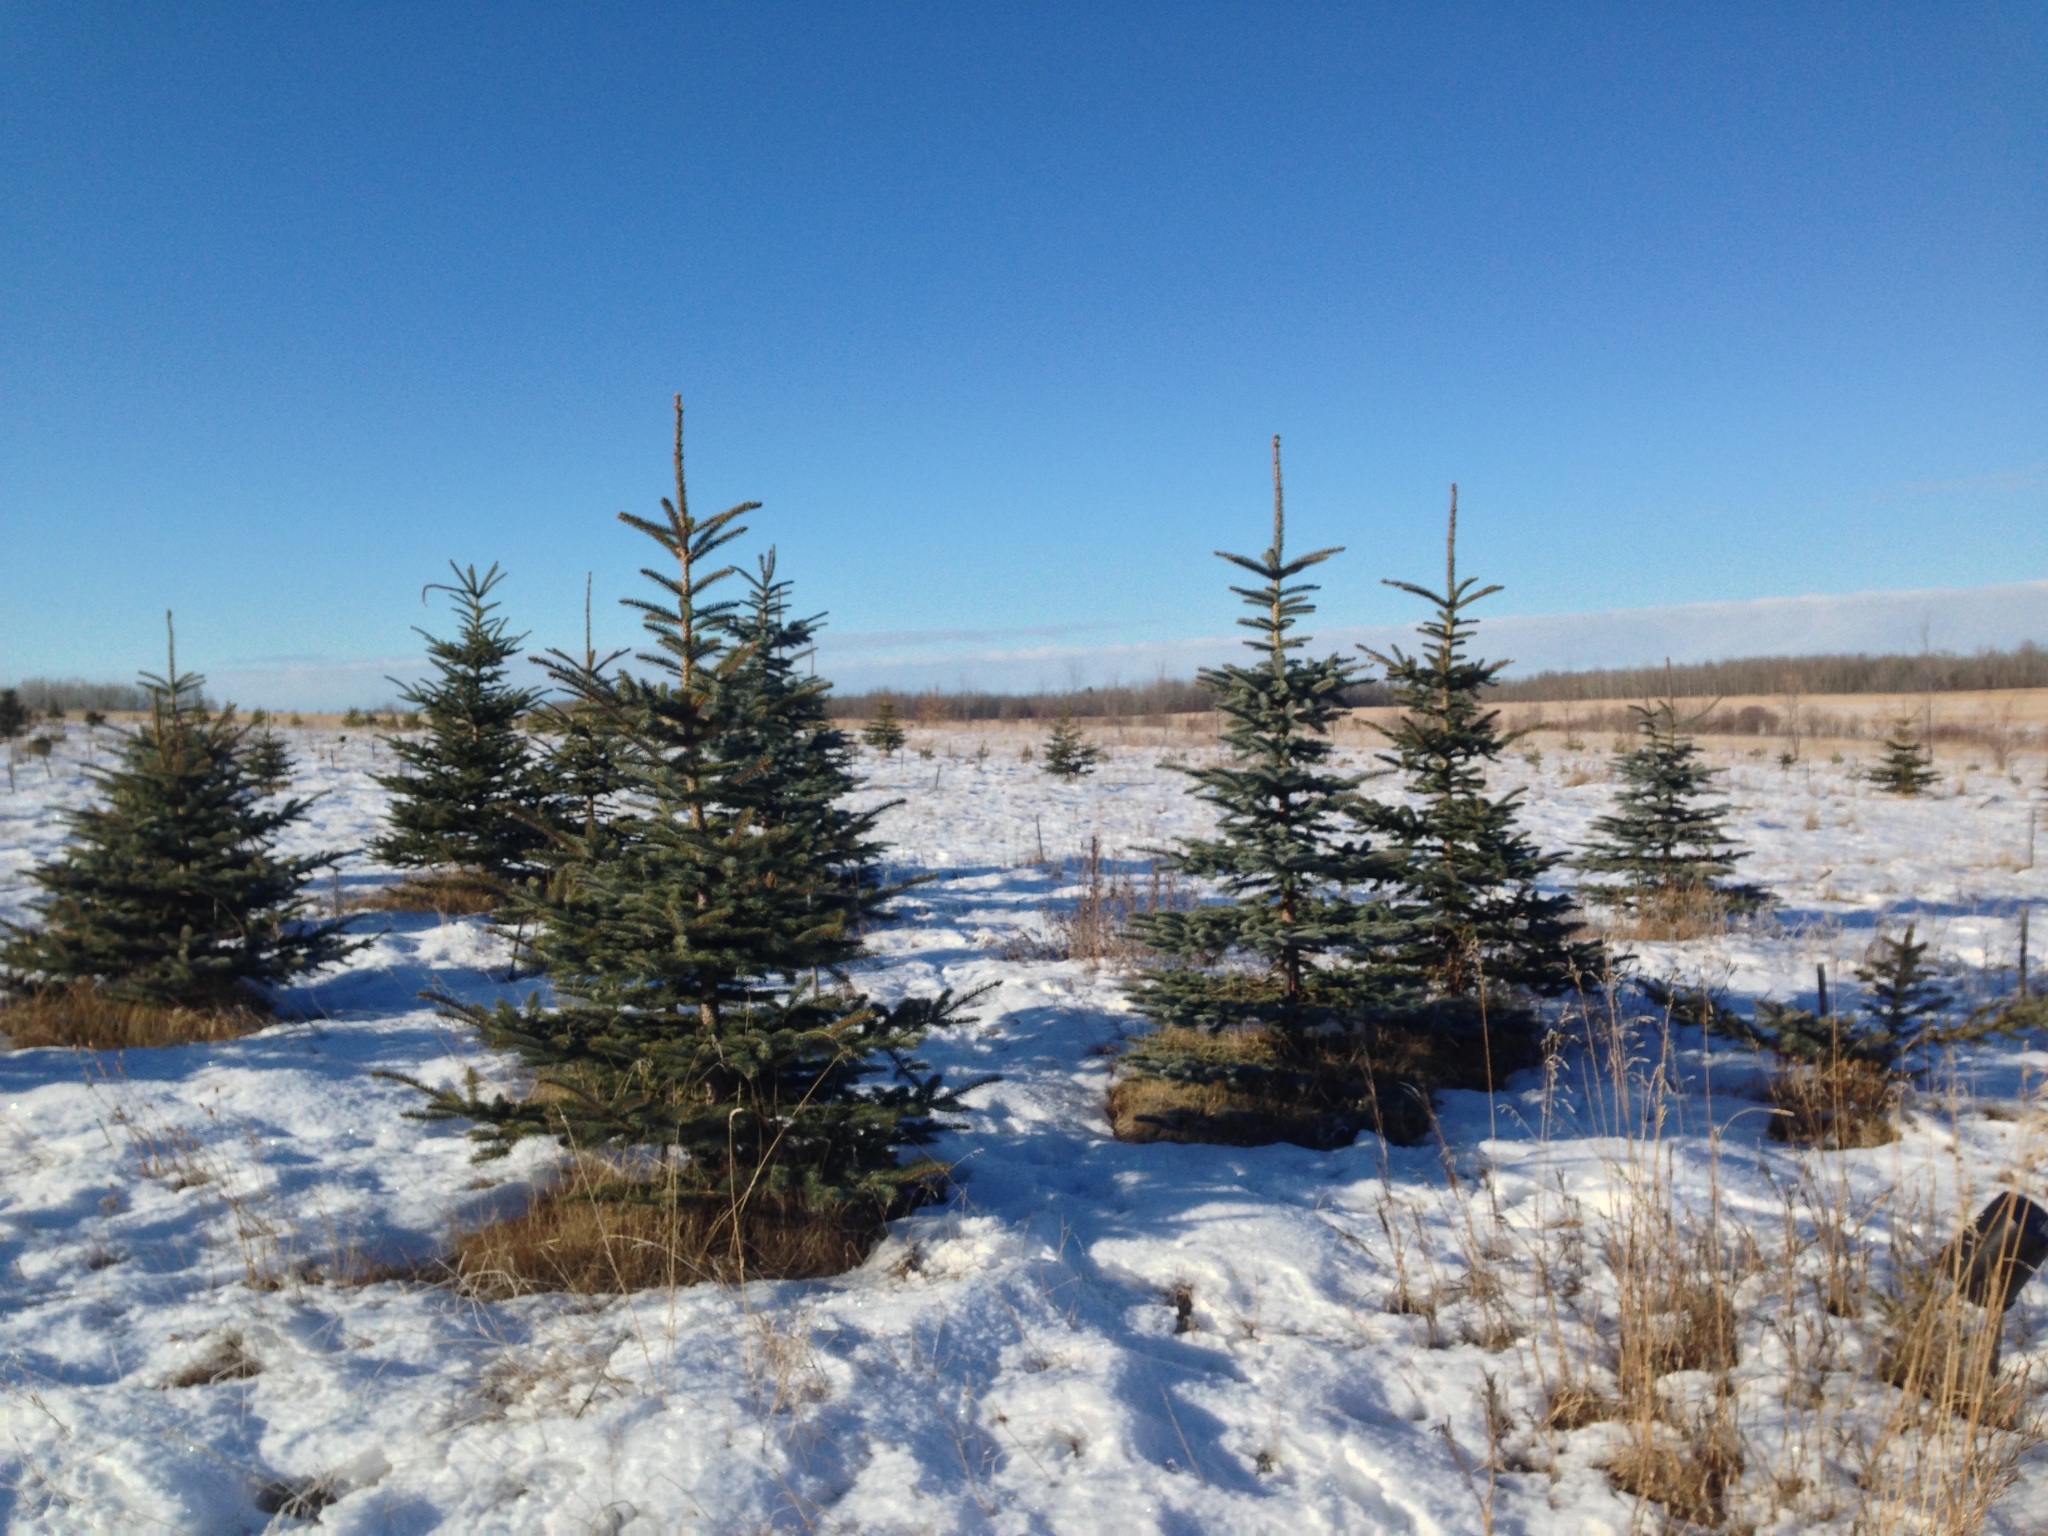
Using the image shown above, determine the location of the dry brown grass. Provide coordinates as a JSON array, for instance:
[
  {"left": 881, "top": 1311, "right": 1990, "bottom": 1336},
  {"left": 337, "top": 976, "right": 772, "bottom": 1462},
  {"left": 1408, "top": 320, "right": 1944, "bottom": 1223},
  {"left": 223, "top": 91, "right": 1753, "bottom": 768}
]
[
  {"left": 0, "top": 983, "right": 271, "bottom": 1050},
  {"left": 447, "top": 1172, "right": 891, "bottom": 1297},
  {"left": 1603, "top": 1406, "right": 1744, "bottom": 1530},
  {"left": 1005, "top": 837, "right": 1194, "bottom": 968},
  {"left": 1592, "top": 883, "right": 1736, "bottom": 943},
  {"left": 161, "top": 1330, "right": 263, "bottom": 1388},
  {"left": 1768, "top": 1057, "right": 1901, "bottom": 1148},
  {"left": 1103, "top": 1020, "right": 1513, "bottom": 1149},
  {"left": 354, "top": 871, "right": 507, "bottom": 916}
]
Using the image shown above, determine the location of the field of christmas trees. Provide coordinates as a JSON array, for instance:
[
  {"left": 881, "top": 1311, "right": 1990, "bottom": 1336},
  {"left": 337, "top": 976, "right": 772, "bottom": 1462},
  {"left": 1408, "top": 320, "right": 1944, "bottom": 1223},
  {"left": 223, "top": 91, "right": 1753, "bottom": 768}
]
[{"left": 2, "top": 431, "right": 2046, "bottom": 1533}]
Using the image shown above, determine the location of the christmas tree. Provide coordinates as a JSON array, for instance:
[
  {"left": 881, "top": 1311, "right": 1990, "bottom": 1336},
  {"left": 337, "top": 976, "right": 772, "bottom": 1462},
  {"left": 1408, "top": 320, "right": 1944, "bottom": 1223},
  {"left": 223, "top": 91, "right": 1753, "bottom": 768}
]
[
  {"left": 1574, "top": 689, "right": 1763, "bottom": 914},
  {"left": 1041, "top": 704, "right": 1105, "bottom": 778},
  {"left": 716, "top": 550, "right": 888, "bottom": 916},
  {"left": 1355, "top": 490, "right": 1598, "bottom": 1002},
  {"left": 371, "top": 563, "right": 550, "bottom": 892},
  {"left": 1114, "top": 442, "right": 1418, "bottom": 1147},
  {"left": 535, "top": 574, "right": 629, "bottom": 847},
  {"left": 1, "top": 618, "right": 351, "bottom": 1011},
  {"left": 1866, "top": 718, "right": 1938, "bottom": 796},
  {"left": 244, "top": 727, "right": 294, "bottom": 796},
  {"left": 415, "top": 399, "right": 980, "bottom": 1226},
  {"left": 861, "top": 698, "right": 905, "bottom": 757}
]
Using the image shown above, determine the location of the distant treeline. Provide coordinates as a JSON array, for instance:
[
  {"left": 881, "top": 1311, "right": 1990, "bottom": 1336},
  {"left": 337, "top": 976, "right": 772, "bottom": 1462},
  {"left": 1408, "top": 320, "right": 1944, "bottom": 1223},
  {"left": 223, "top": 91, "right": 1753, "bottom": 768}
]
[
  {"left": 826, "top": 643, "right": 2047, "bottom": 721},
  {"left": 1490, "top": 644, "right": 2048, "bottom": 703},
  {"left": 6, "top": 678, "right": 156, "bottom": 714},
  {"left": 825, "top": 677, "right": 1222, "bottom": 722}
]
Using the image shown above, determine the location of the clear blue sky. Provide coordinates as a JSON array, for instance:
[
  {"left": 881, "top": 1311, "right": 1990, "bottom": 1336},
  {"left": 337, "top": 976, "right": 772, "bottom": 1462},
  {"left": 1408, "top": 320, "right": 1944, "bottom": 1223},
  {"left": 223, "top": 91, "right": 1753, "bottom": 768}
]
[{"left": 2, "top": 4, "right": 2043, "bottom": 701}]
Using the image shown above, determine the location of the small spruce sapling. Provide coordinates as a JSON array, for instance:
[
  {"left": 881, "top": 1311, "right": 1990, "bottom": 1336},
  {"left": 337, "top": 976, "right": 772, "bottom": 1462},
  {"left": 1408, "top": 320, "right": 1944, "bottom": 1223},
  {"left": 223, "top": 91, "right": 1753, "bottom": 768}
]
[
  {"left": 0, "top": 617, "right": 352, "bottom": 1008},
  {"left": 1867, "top": 718, "right": 1938, "bottom": 797},
  {"left": 1041, "top": 705, "right": 1105, "bottom": 778},
  {"left": 1574, "top": 687, "right": 1764, "bottom": 915},
  {"left": 861, "top": 698, "right": 906, "bottom": 757},
  {"left": 1743, "top": 925, "right": 2026, "bottom": 1070},
  {"left": 245, "top": 728, "right": 294, "bottom": 796}
]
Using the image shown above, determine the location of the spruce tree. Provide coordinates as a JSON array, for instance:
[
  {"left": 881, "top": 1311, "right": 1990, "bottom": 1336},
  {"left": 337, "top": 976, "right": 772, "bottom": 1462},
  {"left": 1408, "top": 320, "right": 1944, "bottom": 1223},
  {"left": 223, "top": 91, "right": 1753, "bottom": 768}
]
[
  {"left": 1867, "top": 718, "right": 1938, "bottom": 796},
  {"left": 1575, "top": 691, "right": 1763, "bottom": 913},
  {"left": 245, "top": 727, "right": 294, "bottom": 797},
  {"left": 371, "top": 563, "right": 550, "bottom": 888},
  {"left": 1127, "top": 438, "right": 1386, "bottom": 1036},
  {"left": 716, "top": 550, "right": 888, "bottom": 915},
  {"left": 536, "top": 574, "right": 629, "bottom": 847},
  {"left": 1748, "top": 926, "right": 2026, "bottom": 1071},
  {"left": 1354, "top": 490, "right": 1598, "bottom": 1001},
  {"left": 861, "top": 698, "right": 906, "bottom": 757},
  {"left": 417, "top": 399, "right": 979, "bottom": 1211},
  {"left": 1, "top": 621, "right": 351, "bottom": 1008},
  {"left": 1041, "top": 705, "right": 1105, "bottom": 778}
]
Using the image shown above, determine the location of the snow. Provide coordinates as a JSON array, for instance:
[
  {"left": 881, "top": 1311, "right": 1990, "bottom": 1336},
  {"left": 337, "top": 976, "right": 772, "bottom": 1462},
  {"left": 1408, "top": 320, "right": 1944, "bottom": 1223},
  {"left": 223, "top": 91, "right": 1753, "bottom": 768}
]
[{"left": 2, "top": 723, "right": 2047, "bottom": 1533}]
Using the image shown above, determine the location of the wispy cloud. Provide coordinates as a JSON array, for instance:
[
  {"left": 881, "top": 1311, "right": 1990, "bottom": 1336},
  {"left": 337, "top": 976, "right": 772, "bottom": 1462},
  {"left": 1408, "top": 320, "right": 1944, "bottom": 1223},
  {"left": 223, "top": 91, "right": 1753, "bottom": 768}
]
[
  {"left": 819, "top": 580, "right": 2048, "bottom": 694},
  {"left": 162, "top": 580, "right": 2048, "bottom": 707},
  {"left": 1889, "top": 464, "right": 2046, "bottom": 498}
]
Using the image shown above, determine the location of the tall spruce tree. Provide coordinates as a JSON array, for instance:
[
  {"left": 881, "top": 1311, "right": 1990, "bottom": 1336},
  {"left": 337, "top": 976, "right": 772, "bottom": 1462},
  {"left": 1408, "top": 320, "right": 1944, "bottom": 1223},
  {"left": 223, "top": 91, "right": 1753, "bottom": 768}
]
[
  {"left": 1867, "top": 718, "right": 1938, "bottom": 797},
  {"left": 417, "top": 399, "right": 977, "bottom": 1210},
  {"left": 1354, "top": 490, "right": 1598, "bottom": 1001},
  {"left": 372, "top": 563, "right": 550, "bottom": 887},
  {"left": 1127, "top": 438, "right": 1388, "bottom": 1036},
  {"left": 1575, "top": 689, "right": 1763, "bottom": 913},
  {"left": 1, "top": 619, "right": 351, "bottom": 1008}
]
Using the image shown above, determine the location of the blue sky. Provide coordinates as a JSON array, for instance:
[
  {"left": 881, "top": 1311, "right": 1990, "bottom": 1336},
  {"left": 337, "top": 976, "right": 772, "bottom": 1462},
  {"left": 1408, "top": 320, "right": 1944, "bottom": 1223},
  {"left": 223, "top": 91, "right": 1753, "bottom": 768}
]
[{"left": 2, "top": 4, "right": 2043, "bottom": 703}]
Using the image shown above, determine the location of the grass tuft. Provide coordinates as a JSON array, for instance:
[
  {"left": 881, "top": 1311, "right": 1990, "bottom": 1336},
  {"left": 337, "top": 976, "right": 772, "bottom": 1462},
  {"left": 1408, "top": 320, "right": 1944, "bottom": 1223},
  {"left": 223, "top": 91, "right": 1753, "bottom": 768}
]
[
  {"left": 354, "top": 872, "right": 507, "bottom": 916},
  {"left": 0, "top": 982, "right": 271, "bottom": 1051},
  {"left": 1767, "top": 1057, "right": 1901, "bottom": 1148},
  {"left": 1104, "top": 1017, "right": 1533, "bottom": 1149},
  {"left": 446, "top": 1163, "right": 899, "bottom": 1297}
]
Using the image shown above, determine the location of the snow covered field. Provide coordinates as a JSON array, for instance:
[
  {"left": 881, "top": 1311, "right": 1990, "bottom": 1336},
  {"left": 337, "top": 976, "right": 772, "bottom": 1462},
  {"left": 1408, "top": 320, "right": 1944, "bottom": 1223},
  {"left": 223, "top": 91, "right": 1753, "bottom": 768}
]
[{"left": 2, "top": 723, "right": 2047, "bottom": 1533}]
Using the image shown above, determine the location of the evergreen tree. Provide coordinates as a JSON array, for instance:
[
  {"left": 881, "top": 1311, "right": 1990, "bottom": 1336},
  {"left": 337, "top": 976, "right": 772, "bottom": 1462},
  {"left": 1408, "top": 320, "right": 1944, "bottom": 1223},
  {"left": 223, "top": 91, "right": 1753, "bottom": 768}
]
[
  {"left": 416, "top": 399, "right": 979, "bottom": 1210},
  {"left": 1575, "top": 692, "right": 1763, "bottom": 912},
  {"left": 1745, "top": 925, "right": 2025, "bottom": 1070},
  {"left": 1354, "top": 490, "right": 1599, "bottom": 1000},
  {"left": 372, "top": 563, "right": 550, "bottom": 887},
  {"left": 1867, "top": 718, "right": 1938, "bottom": 797},
  {"left": 1, "top": 621, "right": 351, "bottom": 1008},
  {"left": 1041, "top": 705, "right": 1105, "bottom": 778},
  {"left": 537, "top": 573, "right": 630, "bottom": 846},
  {"left": 245, "top": 728, "right": 294, "bottom": 796},
  {"left": 861, "top": 698, "right": 905, "bottom": 757},
  {"left": 1127, "top": 438, "right": 1388, "bottom": 1036},
  {"left": 716, "top": 550, "right": 888, "bottom": 914}
]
